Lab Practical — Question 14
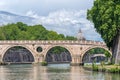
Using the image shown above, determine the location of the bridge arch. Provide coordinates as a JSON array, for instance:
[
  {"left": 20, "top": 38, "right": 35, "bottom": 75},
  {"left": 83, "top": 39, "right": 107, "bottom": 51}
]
[
  {"left": 92, "top": 54, "right": 106, "bottom": 57},
  {"left": 81, "top": 46, "right": 112, "bottom": 63},
  {"left": 44, "top": 45, "right": 73, "bottom": 63},
  {"left": 1, "top": 45, "right": 36, "bottom": 63}
]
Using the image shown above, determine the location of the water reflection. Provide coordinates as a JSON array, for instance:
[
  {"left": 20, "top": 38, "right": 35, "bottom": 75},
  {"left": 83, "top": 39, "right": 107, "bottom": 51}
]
[
  {"left": 0, "top": 64, "right": 120, "bottom": 80},
  {"left": 70, "top": 66, "right": 105, "bottom": 80}
]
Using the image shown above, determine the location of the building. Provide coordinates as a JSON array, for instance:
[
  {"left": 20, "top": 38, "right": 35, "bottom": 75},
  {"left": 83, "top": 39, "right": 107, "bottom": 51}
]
[{"left": 76, "top": 29, "right": 85, "bottom": 40}]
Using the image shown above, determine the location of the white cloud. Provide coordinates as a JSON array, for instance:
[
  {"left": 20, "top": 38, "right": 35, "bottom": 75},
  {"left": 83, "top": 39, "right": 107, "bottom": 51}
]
[
  {"left": 0, "top": 1, "right": 7, "bottom": 8},
  {"left": 0, "top": 0, "right": 94, "bottom": 16},
  {"left": 0, "top": 1, "right": 5, "bottom": 6},
  {"left": 35, "top": 10, "right": 86, "bottom": 26},
  {"left": 26, "top": 9, "right": 102, "bottom": 41},
  {"left": 0, "top": 0, "right": 101, "bottom": 41},
  {"left": 26, "top": 10, "right": 39, "bottom": 18}
]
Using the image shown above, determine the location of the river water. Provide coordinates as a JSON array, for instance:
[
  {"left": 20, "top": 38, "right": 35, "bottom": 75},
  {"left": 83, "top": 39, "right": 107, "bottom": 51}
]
[{"left": 0, "top": 64, "right": 120, "bottom": 80}]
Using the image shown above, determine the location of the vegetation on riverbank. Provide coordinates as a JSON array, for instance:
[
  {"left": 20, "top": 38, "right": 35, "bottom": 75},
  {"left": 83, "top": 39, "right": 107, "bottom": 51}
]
[
  {"left": 84, "top": 62, "right": 120, "bottom": 73},
  {"left": 41, "top": 61, "right": 48, "bottom": 66},
  {"left": 0, "top": 61, "right": 9, "bottom": 65}
]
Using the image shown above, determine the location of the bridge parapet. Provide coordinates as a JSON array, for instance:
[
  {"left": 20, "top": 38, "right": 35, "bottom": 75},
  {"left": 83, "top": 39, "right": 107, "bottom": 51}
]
[
  {"left": 0, "top": 40, "right": 112, "bottom": 65},
  {"left": 0, "top": 40, "right": 106, "bottom": 46}
]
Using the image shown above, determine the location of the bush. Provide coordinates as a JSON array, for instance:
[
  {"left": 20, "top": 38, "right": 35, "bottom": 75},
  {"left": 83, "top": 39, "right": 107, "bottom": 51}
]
[
  {"left": 0, "top": 61, "right": 8, "bottom": 65},
  {"left": 108, "top": 67, "right": 120, "bottom": 73},
  {"left": 92, "top": 63, "right": 98, "bottom": 71},
  {"left": 41, "top": 61, "right": 48, "bottom": 66},
  {"left": 106, "top": 62, "right": 113, "bottom": 65},
  {"left": 100, "top": 61, "right": 105, "bottom": 67},
  {"left": 101, "top": 67, "right": 106, "bottom": 72}
]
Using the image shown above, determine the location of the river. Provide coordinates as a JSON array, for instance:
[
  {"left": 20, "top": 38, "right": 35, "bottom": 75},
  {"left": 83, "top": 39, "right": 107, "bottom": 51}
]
[{"left": 0, "top": 64, "right": 119, "bottom": 80}]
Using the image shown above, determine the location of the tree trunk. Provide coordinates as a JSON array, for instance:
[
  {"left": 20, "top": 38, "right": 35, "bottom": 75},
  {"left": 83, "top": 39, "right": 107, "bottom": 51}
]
[{"left": 112, "top": 32, "right": 120, "bottom": 64}]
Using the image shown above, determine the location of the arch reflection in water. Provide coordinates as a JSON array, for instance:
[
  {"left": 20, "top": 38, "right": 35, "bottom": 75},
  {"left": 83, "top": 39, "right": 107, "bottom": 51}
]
[{"left": 3, "top": 46, "right": 34, "bottom": 63}]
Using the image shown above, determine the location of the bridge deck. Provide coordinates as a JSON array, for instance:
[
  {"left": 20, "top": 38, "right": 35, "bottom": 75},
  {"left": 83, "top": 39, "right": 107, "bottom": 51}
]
[{"left": 0, "top": 40, "right": 106, "bottom": 46}]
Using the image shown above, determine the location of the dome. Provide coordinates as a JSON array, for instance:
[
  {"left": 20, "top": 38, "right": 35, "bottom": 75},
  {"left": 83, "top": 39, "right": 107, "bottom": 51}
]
[{"left": 76, "top": 29, "right": 85, "bottom": 40}]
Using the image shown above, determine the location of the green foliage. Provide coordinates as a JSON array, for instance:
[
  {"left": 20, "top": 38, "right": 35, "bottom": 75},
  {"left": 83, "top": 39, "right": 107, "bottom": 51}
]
[
  {"left": 0, "top": 22, "right": 76, "bottom": 40},
  {"left": 87, "top": 0, "right": 120, "bottom": 48},
  {"left": 104, "top": 50, "right": 111, "bottom": 58},
  {"left": 89, "top": 48, "right": 104, "bottom": 54},
  {"left": 49, "top": 46, "right": 68, "bottom": 54},
  {"left": 101, "top": 67, "right": 106, "bottom": 72},
  {"left": 107, "top": 62, "right": 113, "bottom": 65},
  {"left": 108, "top": 67, "right": 120, "bottom": 73},
  {"left": 41, "top": 61, "right": 48, "bottom": 66},
  {"left": 0, "top": 61, "right": 8, "bottom": 65},
  {"left": 65, "top": 36, "right": 77, "bottom": 40},
  {"left": 88, "top": 48, "right": 111, "bottom": 58},
  {"left": 0, "top": 29, "right": 5, "bottom": 39},
  {"left": 100, "top": 61, "right": 105, "bottom": 68},
  {"left": 92, "top": 62, "right": 98, "bottom": 71}
]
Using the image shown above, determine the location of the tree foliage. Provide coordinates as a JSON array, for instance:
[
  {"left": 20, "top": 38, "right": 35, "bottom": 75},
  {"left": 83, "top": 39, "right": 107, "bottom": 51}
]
[
  {"left": 88, "top": 48, "right": 111, "bottom": 58},
  {"left": 0, "top": 22, "right": 77, "bottom": 40},
  {"left": 87, "top": 0, "right": 120, "bottom": 48},
  {"left": 48, "top": 46, "right": 68, "bottom": 54}
]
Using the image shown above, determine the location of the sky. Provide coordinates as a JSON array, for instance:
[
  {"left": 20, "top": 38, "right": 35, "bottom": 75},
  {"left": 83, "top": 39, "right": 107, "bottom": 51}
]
[{"left": 0, "top": 0, "right": 103, "bottom": 41}]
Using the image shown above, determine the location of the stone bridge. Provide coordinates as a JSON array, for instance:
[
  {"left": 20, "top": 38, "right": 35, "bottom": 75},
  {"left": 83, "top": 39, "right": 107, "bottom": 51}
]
[
  {"left": 92, "top": 54, "right": 106, "bottom": 57},
  {"left": 0, "top": 40, "right": 112, "bottom": 65}
]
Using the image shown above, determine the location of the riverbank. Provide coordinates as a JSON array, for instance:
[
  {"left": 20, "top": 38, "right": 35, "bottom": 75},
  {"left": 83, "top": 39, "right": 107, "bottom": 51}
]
[
  {"left": 84, "top": 64, "right": 120, "bottom": 73},
  {"left": 0, "top": 62, "right": 10, "bottom": 65}
]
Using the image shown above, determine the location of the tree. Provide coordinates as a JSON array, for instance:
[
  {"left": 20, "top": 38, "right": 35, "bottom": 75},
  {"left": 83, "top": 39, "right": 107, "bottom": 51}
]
[
  {"left": 87, "top": 0, "right": 120, "bottom": 64},
  {"left": 65, "top": 36, "right": 77, "bottom": 40},
  {"left": 0, "top": 22, "right": 76, "bottom": 40},
  {"left": 0, "top": 28, "right": 5, "bottom": 40},
  {"left": 46, "top": 31, "right": 59, "bottom": 40},
  {"left": 17, "top": 22, "right": 27, "bottom": 31}
]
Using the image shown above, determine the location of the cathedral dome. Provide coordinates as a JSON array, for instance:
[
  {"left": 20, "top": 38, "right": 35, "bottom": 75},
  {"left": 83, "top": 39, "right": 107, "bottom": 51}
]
[{"left": 76, "top": 29, "right": 85, "bottom": 40}]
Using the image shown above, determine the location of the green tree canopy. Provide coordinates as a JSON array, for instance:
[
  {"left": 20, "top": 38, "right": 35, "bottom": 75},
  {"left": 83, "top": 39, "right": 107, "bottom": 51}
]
[
  {"left": 87, "top": 0, "right": 120, "bottom": 48},
  {"left": 0, "top": 22, "right": 77, "bottom": 40},
  {"left": 88, "top": 48, "right": 111, "bottom": 58}
]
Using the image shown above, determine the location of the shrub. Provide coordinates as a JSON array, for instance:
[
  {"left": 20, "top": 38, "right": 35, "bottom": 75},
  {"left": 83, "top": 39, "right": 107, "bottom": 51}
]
[
  {"left": 107, "top": 62, "right": 113, "bottom": 65},
  {"left": 41, "top": 61, "right": 48, "bottom": 66},
  {"left": 108, "top": 67, "right": 120, "bottom": 73},
  {"left": 0, "top": 61, "right": 8, "bottom": 65},
  {"left": 101, "top": 67, "right": 106, "bottom": 72},
  {"left": 92, "top": 63, "right": 98, "bottom": 71},
  {"left": 100, "top": 61, "right": 105, "bottom": 68}
]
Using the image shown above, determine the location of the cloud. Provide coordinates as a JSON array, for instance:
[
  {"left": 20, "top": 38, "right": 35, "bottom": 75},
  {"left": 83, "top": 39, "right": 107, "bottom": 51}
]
[
  {"left": 26, "top": 11, "right": 39, "bottom": 18},
  {"left": 35, "top": 9, "right": 86, "bottom": 26},
  {"left": 0, "top": 1, "right": 7, "bottom": 8},
  {"left": 0, "top": 1, "right": 5, "bottom": 6},
  {"left": 0, "top": 0, "right": 94, "bottom": 16},
  {"left": 0, "top": 0, "right": 101, "bottom": 41},
  {"left": 26, "top": 9, "right": 102, "bottom": 41}
]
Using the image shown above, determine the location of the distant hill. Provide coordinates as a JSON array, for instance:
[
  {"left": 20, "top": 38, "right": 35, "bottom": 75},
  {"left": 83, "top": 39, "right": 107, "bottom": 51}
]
[{"left": 0, "top": 11, "right": 35, "bottom": 25}]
